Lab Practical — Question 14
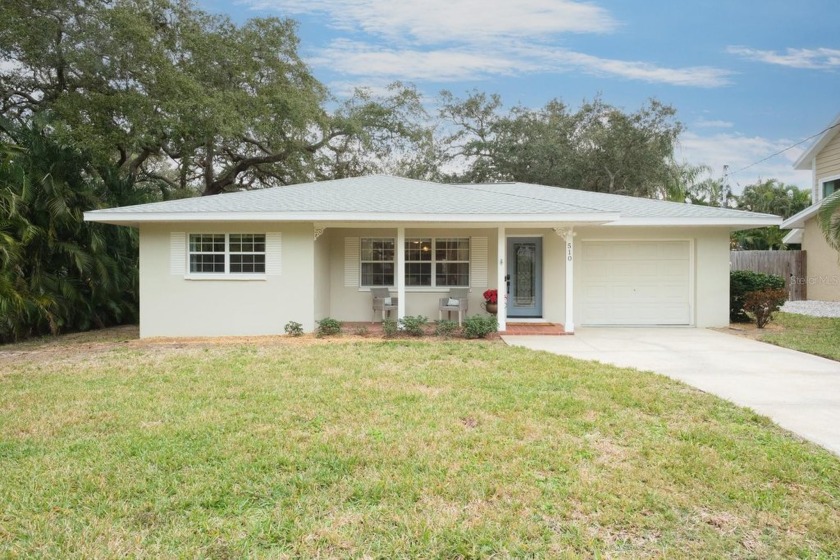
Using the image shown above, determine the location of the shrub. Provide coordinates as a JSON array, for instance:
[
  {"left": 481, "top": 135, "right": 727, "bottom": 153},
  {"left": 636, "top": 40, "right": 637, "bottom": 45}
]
[
  {"left": 730, "top": 270, "right": 786, "bottom": 323},
  {"left": 382, "top": 318, "right": 398, "bottom": 338},
  {"left": 463, "top": 314, "right": 498, "bottom": 339},
  {"left": 284, "top": 321, "right": 304, "bottom": 337},
  {"left": 434, "top": 320, "right": 459, "bottom": 339},
  {"left": 315, "top": 317, "right": 342, "bottom": 337},
  {"left": 743, "top": 288, "right": 787, "bottom": 328},
  {"left": 399, "top": 315, "right": 428, "bottom": 337},
  {"left": 352, "top": 325, "right": 369, "bottom": 337}
]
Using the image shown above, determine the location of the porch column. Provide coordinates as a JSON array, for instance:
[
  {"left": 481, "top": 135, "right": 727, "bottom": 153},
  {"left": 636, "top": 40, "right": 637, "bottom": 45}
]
[
  {"left": 497, "top": 226, "right": 506, "bottom": 332},
  {"left": 396, "top": 226, "right": 406, "bottom": 322},
  {"left": 563, "top": 228, "right": 575, "bottom": 333}
]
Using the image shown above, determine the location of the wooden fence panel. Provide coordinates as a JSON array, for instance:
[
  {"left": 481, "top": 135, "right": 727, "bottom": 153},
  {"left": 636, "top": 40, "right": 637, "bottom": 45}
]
[{"left": 730, "top": 250, "right": 807, "bottom": 300}]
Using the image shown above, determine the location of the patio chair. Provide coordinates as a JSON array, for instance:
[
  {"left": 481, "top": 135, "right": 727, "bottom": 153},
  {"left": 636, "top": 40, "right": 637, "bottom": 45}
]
[
  {"left": 438, "top": 287, "right": 469, "bottom": 326},
  {"left": 371, "top": 287, "right": 398, "bottom": 322}
]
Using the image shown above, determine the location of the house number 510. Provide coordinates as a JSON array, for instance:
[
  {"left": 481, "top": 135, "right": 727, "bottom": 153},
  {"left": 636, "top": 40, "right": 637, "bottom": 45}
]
[{"left": 566, "top": 242, "right": 573, "bottom": 262}]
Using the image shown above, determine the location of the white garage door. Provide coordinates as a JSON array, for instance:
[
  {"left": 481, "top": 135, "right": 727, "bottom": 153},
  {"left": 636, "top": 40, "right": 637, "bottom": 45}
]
[{"left": 580, "top": 240, "right": 692, "bottom": 326}]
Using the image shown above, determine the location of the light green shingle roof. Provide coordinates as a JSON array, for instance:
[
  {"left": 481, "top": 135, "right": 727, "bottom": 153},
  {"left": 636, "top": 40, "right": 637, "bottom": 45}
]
[{"left": 85, "top": 174, "right": 779, "bottom": 226}]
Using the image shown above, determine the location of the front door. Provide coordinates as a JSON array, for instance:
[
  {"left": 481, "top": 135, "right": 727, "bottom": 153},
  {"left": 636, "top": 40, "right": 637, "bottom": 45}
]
[{"left": 506, "top": 237, "right": 543, "bottom": 317}]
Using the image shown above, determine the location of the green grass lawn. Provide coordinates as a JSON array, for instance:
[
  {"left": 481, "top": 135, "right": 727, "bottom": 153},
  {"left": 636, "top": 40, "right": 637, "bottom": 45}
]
[
  {"left": 759, "top": 312, "right": 840, "bottom": 361},
  {"left": 1, "top": 334, "right": 839, "bottom": 558}
]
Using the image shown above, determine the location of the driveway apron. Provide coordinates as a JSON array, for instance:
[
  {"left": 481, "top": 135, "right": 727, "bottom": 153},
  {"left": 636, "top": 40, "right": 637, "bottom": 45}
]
[{"left": 503, "top": 328, "right": 840, "bottom": 456}]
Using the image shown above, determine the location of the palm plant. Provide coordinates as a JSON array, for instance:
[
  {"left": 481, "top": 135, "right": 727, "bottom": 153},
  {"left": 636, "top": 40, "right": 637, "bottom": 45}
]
[
  {"left": 0, "top": 120, "right": 149, "bottom": 341},
  {"left": 819, "top": 191, "right": 840, "bottom": 252}
]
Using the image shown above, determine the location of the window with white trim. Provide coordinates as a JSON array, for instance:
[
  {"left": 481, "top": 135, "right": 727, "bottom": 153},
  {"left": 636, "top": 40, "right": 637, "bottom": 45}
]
[
  {"left": 405, "top": 238, "right": 432, "bottom": 286},
  {"left": 434, "top": 238, "right": 470, "bottom": 286},
  {"left": 406, "top": 237, "right": 470, "bottom": 287},
  {"left": 358, "top": 237, "right": 471, "bottom": 287},
  {"left": 188, "top": 233, "right": 266, "bottom": 274},
  {"left": 823, "top": 178, "right": 838, "bottom": 199},
  {"left": 229, "top": 234, "right": 266, "bottom": 273},
  {"left": 360, "top": 238, "right": 395, "bottom": 286}
]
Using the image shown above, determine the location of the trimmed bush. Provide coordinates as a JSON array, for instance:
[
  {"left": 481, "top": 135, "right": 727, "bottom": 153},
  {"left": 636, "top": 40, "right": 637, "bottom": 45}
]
[
  {"left": 399, "top": 315, "right": 428, "bottom": 337},
  {"left": 743, "top": 288, "right": 787, "bottom": 328},
  {"left": 382, "top": 318, "right": 398, "bottom": 338},
  {"left": 463, "top": 314, "right": 498, "bottom": 339},
  {"left": 434, "top": 320, "right": 459, "bottom": 339},
  {"left": 730, "top": 270, "right": 786, "bottom": 323},
  {"left": 315, "top": 317, "right": 342, "bottom": 337},
  {"left": 284, "top": 321, "right": 304, "bottom": 337}
]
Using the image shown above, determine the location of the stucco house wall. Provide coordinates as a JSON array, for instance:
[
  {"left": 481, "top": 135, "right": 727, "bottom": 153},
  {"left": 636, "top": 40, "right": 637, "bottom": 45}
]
[
  {"left": 801, "top": 216, "right": 840, "bottom": 301},
  {"left": 138, "top": 222, "right": 733, "bottom": 336},
  {"left": 139, "top": 222, "right": 316, "bottom": 337},
  {"left": 314, "top": 231, "right": 332, "bottom": 321}
]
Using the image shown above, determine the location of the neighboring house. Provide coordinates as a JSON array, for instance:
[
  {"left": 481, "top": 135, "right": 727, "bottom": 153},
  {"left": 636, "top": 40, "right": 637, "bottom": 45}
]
[
  {"left": 781, "top": 113, "right": 840, "bottom": 302},
  {"left": 84, "top": 175, "right": 779, "bottom": 337}
]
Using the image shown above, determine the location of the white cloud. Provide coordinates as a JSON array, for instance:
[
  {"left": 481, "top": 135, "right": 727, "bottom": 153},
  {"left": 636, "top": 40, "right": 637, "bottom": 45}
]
[
  {"left": 311, "top": 40, "right": 528, "bottom": 82},
  {"left": 244, "top": 0, "right": 731, "bottom": 88},
  {"left": 678, "top": 132, "right": 812, "bottom": 193},
  {"left": 528, "top": 48, "right": 732, "bottom": 87},
  {"left": 309, "top": 40, "right": 731, "bottom": 88},
  {"left": 693, "top": 118, "right": 734, "bottom": 129},
  {"left": 247, "top": 0, "right": 618, "bottom": 43},
  {"left": 727, "top": 46, "right": 840, "bottom": 70}
]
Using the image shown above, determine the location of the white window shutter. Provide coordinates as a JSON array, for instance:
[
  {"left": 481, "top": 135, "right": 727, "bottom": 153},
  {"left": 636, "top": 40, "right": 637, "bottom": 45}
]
[
  {"left": 345, "top": 237, "right": 360, "bottom": 287},
  {"left": 265, "top": 232, "right": 282, "bottom": 275},
  {"left": 170, "top": 232, "right": 185, "bottom": 275},
  {"left": 470, "top": 236, "right": 488, "bottom": 288}
]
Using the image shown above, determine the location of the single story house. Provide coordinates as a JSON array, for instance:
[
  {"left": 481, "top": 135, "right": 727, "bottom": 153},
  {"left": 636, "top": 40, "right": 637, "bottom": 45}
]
[
  {"left": 84, "top": 175, "right": 780, "bottom": 337},
  {"left": 781, "top": 113, "right": 840, "bottom": 302}
]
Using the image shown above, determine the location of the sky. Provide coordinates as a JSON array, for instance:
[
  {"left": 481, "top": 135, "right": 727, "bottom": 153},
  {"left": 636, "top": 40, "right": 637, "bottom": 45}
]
[{"left": 202, "top": 0, "right": 839, "bottom": 192}]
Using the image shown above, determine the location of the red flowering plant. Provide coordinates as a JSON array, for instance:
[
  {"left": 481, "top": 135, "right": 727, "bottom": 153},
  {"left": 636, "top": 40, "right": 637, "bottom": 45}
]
[{"left": 482, "top": 289, "right": 498, "bottom": 304}]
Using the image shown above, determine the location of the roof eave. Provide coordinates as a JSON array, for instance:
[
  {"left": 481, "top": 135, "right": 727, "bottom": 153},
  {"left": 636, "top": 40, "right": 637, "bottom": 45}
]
[
  {"left": 793, "top": 113, "right": 840, "bottom": 170},
  {"left": 780, "top": 202, "right": 821, "bottom": 229},
  {"left": 607, "top": 216, "right": 781, "bottom": 228},
  {"left": 83, "top": 210, "right": 622, "bottom": 226},
  {"left": 782, "top": 229, "right": 803, "bottom": 244}
]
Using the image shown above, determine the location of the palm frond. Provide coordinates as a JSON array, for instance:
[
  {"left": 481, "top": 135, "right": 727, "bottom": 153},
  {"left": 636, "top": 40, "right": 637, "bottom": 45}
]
[{"left": 819, "top": 191, "right": 840, "bottom": 252}]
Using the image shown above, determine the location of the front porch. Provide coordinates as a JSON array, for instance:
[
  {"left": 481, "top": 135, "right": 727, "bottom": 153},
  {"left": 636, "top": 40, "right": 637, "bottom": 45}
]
[{"left": 314, "top": 224, "right": 578, "bottom": 333}]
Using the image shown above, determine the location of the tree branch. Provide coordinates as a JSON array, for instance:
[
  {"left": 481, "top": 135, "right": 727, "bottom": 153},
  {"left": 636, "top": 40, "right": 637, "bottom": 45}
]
[
  {"left": 126, "top": 147, "right": 154, "bottom": 178},
  {"left": 204, "top": 149, "right": 293, "bottom": 195}
]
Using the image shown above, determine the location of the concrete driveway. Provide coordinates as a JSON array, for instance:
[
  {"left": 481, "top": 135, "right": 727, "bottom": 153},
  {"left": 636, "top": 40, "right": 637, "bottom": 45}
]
[{"left": 503, "top": 328, "right": 840, "bottom": 455}]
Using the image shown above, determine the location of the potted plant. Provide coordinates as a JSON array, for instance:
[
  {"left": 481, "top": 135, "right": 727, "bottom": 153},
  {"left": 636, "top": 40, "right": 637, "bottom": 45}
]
[{"left": 482, "top": 289, "right": 498, "bottom": 315}]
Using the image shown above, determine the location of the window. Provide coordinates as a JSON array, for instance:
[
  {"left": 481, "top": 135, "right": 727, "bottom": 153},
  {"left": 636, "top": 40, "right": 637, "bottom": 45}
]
[
  {"left": 405, "top": 238, "right": 432, "bottom": 286},
  {"left": 361, "top": 238, "right": 395, "bottom": 286},
  {"left": 358, "top": 237, "right": 470, "bottom": 287},
  {"left": 435, "top": 238, "right": 470, "bottom": 287},
  {"left": 189, "top": 234, "right": 225, "bottom": 273},
  {"left": 229, "top": 234, "right": 266, "bottom": 273},
  {"left": 405, "top": 237, "right": 469, "bottom": 287},
  {"left": 188, "top": 233, "right": 266, "bottom": 275},
  {"left": 823, "top": 179, "right": 838, "bottom": 199}
]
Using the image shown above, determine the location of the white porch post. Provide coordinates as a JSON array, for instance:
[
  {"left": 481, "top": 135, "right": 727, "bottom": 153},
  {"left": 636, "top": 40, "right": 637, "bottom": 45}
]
[
  {"left": 497, "top": 226, "right": 506, "bottom": 332},
  {"left": 563, "top": 228, "right": 575, "bottom": 333},
  {"left": 396, "top": 226, "right": 406, "bottom": 322}
]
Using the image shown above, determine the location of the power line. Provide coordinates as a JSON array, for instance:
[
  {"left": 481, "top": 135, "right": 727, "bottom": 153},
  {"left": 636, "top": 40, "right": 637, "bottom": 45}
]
[{"left": 726, "top": 121, "right": 840, "bottom": 179}]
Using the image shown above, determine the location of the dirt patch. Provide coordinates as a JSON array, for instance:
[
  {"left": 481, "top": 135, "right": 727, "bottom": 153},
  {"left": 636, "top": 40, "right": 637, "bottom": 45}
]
[
  {"left": 0, "top": 325, "right": 504, "bottom": 368},
  {"left": 711, "top": 322, "right": 784, "bottom": 341}
]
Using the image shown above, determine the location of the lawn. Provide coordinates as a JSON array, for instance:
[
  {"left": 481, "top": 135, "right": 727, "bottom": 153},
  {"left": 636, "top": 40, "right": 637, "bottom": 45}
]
[
  {"left": 759, "top": 312, "right": 840, "bottom": 361},
  {"left": 1, "top": 332, "right": 839, "bottom": 558}
]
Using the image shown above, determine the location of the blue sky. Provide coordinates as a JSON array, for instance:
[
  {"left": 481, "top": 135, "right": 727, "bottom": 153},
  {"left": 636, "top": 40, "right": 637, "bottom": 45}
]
[{"left": 204, "top": 0, "right": 838, "bottom": 192}]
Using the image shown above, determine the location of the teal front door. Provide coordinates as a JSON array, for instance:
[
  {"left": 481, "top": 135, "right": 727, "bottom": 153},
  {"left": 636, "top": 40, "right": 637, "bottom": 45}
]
[{"left": 506, "top": 237, "right": 543, "bottom": 318}]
